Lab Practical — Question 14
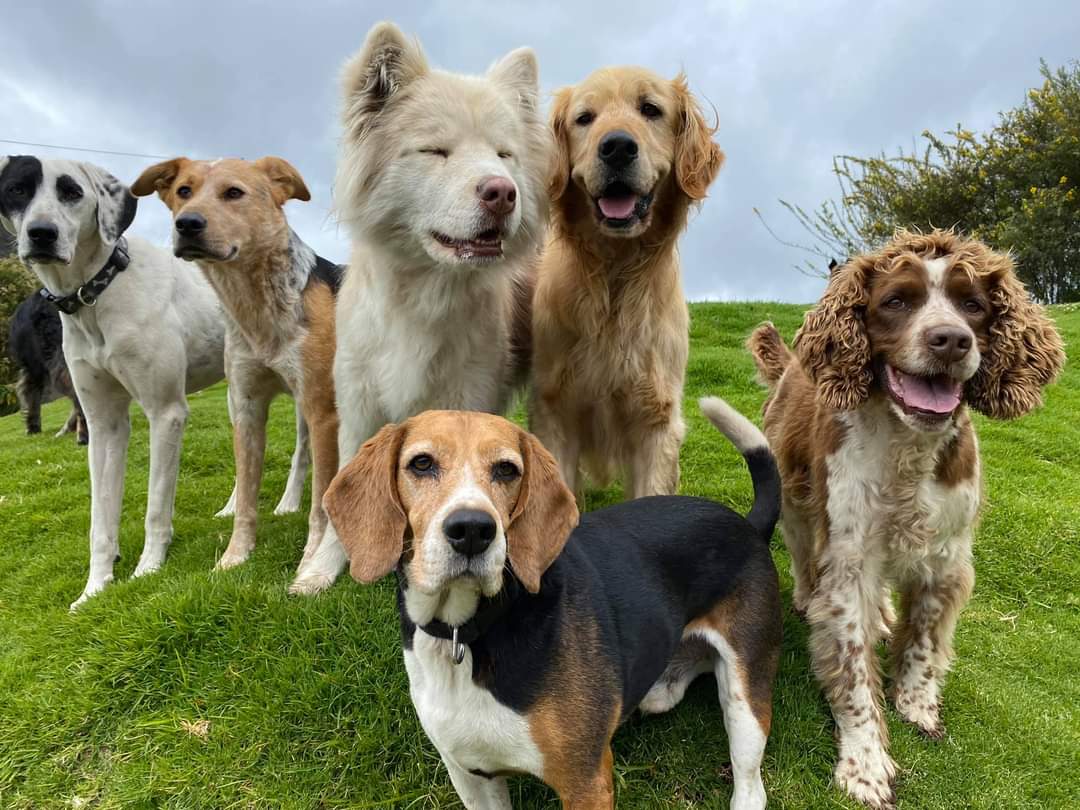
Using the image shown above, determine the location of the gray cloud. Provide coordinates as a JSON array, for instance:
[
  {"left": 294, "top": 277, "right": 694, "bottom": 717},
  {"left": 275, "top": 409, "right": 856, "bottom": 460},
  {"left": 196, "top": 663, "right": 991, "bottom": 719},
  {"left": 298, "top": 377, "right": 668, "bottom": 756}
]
[{"left": 2, "top": 0, "right": 1076, "bottom": 302}]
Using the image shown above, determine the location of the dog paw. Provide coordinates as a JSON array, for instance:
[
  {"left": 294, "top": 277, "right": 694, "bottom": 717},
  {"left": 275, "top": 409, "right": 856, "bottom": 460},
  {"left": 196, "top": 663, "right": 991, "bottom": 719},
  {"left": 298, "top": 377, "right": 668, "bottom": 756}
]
[
  {"left": 273, "top": 498, "right": 301, "bottom": 516},
  {"left": 894, "top": 690, "right": 943, "bottom": 739},
  {"left": 287, "top": 571, "right": 336, "bottom": 596},
  {"left": 835, "top": 743, "right": 897, "bottom": 809},
  {"left": 215, "top": 549, "right": 250, "bottom": 571},
  {"left": 133, "top": 555, "right": 165, "bottom": 578},
  {"left": 69, "top": 577, "right": 112, "bottom": 612}
]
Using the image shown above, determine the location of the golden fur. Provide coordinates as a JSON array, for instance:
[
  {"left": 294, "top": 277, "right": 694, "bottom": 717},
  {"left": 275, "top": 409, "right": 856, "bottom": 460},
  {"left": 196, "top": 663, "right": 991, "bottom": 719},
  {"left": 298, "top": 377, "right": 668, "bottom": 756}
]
[{"left": 531, "top": 67, "right": 725, "bottom": 497}]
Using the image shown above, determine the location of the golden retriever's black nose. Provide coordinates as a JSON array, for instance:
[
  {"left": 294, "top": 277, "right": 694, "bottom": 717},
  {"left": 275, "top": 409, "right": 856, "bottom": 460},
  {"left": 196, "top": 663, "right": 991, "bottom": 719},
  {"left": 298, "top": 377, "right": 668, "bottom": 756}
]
[
  {"left": 926, "top": 325, "right": 972, "bottom": 362},
  {"left": 27, "top": 222, "right": 58, "bottom": 244},
  {"left": 444, "top": 509, "right": 496, "bottom": 557},
  {"left": 477, "top": 176, "right": 517, "bottom": 217},
  {"left": 175, "top": 213, "right": 207, "bottom": 235},
  {"left": 599, "top": 130, "right": 638, "bottom": 169}
]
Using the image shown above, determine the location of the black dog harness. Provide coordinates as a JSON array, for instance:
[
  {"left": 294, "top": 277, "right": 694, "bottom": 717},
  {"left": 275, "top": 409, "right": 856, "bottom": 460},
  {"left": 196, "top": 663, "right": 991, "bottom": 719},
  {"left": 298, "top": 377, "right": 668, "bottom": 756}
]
[{"left": 38, "top": 237, "right": 130, "bottom": 315}]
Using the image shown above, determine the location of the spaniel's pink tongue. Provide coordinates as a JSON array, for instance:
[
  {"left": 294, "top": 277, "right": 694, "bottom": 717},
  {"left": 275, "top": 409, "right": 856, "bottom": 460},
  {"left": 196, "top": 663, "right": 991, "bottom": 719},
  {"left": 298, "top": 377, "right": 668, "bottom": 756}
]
[
  {"left": 888, "top": 367, "right": 962, "bottom": 414},
  {"left": 598, "top": 195, "right": 637, "bottom": 219}
]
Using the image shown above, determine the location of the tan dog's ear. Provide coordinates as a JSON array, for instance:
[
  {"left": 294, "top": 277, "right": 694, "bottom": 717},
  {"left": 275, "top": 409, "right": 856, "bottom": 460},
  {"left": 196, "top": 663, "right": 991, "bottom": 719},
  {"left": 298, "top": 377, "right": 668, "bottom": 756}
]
[
  {"left": 323, "top": 422, "right": 408, "bottom": 583},
  {"left": 793, "top": 256, "right": 874, "bottom": 410},
  {"left": 131, "top": 158, "right": 187, "bottom": 201},
  {"left": 341, "top": 22, "right": 429, "bottom": 141},
  {"left": 673, "top": 74, "right": 725, "bottom": 201},
  {"left": 254, "top": 156, "right": 311, "bottom": 205},
  {"left": 548, "top": 87, "right": 573, "bottom": 200},
  {"left": 965, "top": 255, "right": 1065, "bottom": 419},
  {"left": 507, "top": 428, "right": 579, "bottom": 593}
]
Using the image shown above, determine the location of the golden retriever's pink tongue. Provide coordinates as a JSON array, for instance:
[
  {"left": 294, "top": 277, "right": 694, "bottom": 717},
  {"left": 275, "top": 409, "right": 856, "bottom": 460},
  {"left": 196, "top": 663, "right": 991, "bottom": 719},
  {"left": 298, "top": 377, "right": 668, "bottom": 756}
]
[
  {"left": 889, "top": 367, "right": 962, "bottom": 414},
  {"left": 598, "top": 195, "right": 637, "bottom": 219}
]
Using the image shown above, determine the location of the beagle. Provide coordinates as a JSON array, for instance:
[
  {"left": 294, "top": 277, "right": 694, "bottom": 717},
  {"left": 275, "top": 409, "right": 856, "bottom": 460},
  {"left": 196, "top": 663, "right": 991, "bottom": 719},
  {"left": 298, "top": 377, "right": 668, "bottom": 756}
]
[{"left": 324, "top": 399, "right": 782, "bottom": 810}]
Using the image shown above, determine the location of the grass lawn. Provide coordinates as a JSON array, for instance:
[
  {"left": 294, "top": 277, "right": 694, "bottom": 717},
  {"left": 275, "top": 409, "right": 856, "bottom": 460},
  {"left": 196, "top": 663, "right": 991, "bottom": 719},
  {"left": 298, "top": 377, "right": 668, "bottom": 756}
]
[{"left": 0, "top": 301, "right": 1077, "bottom": 809}]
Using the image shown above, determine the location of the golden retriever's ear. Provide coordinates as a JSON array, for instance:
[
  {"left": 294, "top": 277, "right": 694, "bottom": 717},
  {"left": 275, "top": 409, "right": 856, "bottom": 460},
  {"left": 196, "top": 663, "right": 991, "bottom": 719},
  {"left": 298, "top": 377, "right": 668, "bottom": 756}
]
[
  {"left": 131, "top": 158, "right": 187, "bottom": 202},
  {"left": 340, "top": 22, "right": 429, "bottom": 141},
  {"left": 254, "top": 156, "right": 311, "bottom": 206},
  {"left": 965, "top": 254, "right": 1065, "bottom": 419},
  {"left": 548, "top": 87, "right": 573, "bottom": 200},
  {"left": 507, "top": 428, "right": 579, "bottom": 593},
  {"left": 323, "top": 422, "right": 408, "bottom": 584},
  {"left": 794, "top": 256, "right": 874, "bottom": 409},
  {"left": 673, "top": 74, "right": 725, "bottom": 201}
]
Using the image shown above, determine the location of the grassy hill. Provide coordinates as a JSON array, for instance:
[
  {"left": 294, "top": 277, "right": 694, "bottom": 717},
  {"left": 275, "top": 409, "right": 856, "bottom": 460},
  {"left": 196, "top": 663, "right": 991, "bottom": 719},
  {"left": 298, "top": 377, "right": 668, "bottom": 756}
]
[{"left": 0, "top": 302, "right": 1077, "bottom": 809}]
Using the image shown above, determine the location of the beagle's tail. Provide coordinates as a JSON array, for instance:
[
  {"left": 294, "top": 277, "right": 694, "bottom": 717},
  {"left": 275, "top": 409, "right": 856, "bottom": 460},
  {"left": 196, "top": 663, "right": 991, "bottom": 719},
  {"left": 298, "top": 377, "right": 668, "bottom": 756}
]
[
  {"left": 747, "top": 322, "right": 793, "bottom": 389},
  {"left": 698, "top": 396, "right": 780, "bottom": 543}
]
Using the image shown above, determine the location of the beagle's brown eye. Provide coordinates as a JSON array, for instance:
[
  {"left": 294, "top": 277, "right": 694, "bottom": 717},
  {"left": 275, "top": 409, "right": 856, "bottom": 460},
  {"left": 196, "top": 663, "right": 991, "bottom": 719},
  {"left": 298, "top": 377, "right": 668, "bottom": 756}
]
[
  {"left": 575, "top": 111, "right": 595, "bottom": 126},
  {"left": 640, "top": 101, "right": 662, "bottom": 119},
  {"left": 963, "top": 299, "right": 985, "bottom": 315},
  {"left": 408, "top": 454, "right": 436, "bottom": 475},
  {"left": 225, "top": 187, "right": 245, "bottom": 200},
  {"left": 176, "top": 185, "right": 192, "bottom": 199},
  {"left": 493, "top": 460, "right": 520, "bottom": 481}
]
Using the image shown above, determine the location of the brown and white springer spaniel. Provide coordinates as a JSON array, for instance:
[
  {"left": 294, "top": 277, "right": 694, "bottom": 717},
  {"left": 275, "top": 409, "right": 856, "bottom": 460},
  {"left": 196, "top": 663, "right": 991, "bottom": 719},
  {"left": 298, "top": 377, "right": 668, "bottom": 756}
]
[{"left": 749, "top": 229, "right": 1065, "bottom": 809}]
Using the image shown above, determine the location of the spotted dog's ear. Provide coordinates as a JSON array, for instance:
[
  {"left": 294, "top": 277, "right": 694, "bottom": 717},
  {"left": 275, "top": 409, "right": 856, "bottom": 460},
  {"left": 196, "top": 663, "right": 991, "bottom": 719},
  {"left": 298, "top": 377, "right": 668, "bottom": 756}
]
[
  {"left": 340, "top": 22, "right": 429, "bottom": 142},
  {"left": 80, "top": 162, "right": 137, "bottom": 244},
  {"left": 254, "top": 157, "right": 311, "bottom": 206},
  {"left": 323, "top": 422, "right": 408, "bottom": 584},
  {"left": 130, "top": 158, "right": 187, "bottom": 204},
  {"left": 506, "top": 428, "right": 579, "bottom": 593}
]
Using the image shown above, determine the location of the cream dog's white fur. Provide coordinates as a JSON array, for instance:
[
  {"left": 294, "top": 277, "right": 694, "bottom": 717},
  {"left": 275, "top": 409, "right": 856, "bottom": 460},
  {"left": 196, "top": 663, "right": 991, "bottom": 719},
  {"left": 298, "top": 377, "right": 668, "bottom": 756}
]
[{"left": 290, "top": 22, "right": 550, "bottom": 594}]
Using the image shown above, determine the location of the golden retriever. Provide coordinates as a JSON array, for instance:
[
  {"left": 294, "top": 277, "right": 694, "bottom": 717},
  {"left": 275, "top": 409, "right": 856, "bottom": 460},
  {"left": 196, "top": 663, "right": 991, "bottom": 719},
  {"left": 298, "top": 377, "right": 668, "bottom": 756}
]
[{"left": 531, "top": 67, "right": 725, "bottom": 497}]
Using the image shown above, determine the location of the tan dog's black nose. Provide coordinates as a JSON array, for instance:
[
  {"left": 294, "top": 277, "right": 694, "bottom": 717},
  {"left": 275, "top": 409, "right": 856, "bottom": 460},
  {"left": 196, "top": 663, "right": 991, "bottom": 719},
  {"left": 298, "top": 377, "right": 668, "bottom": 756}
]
[
  {"left": 175, "top": 213, "right": 207, "bottom": 235},
  {"left": 599, "top": 130, "right": 638, "bottom": 169},
  {"left": 444, "top": 509, "right": 496, "bottom": 557},
  {"left": 477, "top": 176, "right": 516, "bottom": 218},
  {"left": 926, "top": 325, "right": 972, "bottom": 363}
]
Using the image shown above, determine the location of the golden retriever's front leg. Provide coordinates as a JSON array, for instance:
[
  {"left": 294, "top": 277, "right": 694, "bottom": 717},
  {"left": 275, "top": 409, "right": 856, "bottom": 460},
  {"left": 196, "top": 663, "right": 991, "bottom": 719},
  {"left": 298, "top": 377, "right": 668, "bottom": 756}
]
[
  {"left": 530, "top": 386, "right": 581, "bottom": 494},
  {"left": 627, "top": 398, "right": 684, "bottom": 498}
]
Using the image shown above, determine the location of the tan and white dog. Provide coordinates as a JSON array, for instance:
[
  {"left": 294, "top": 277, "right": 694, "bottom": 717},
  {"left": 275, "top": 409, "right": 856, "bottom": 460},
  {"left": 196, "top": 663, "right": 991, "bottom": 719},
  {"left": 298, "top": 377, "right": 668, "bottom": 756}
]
[
  {"left": 290, "top": 22, "right": 550, "bottom": 594},
  {"left": 133, "top": 157, "right": 340, "bottom": 573}
]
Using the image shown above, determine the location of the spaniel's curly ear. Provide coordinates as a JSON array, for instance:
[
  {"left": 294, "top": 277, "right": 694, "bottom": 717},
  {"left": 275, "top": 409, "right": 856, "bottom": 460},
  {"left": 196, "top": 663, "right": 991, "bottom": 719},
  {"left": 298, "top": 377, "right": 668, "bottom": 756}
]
[
  {"left": 673, "top": 74, "right": 725, "bottom": 201},
  {"left": 323, "top": 422, "right": 407, "bottom": 583},
  {"left": 794, "top": 257, "right": 874, "bottom": 409},
  {"left": 507, "top": 428, "right": 579, "bottom": 593},
  {"left": 966, "top": 263, "right": 1065, "bottom": 419},
  {"left": 548, "top": 87, "right": 573, "bottom": 201}
]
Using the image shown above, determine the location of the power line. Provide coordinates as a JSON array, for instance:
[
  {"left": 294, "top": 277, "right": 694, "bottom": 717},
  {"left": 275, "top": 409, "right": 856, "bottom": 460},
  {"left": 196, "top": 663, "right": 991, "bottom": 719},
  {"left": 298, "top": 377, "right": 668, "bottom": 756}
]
[{"left": 0, "top": 138, "right": 174, "bottom": 161}]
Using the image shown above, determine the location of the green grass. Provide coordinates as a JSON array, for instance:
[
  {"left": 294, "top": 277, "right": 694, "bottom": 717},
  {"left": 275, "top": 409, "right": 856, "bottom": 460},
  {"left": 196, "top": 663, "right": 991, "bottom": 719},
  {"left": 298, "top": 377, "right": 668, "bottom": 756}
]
[{"left": 0, "top": 302, "right": 1077, "bottom": 809}]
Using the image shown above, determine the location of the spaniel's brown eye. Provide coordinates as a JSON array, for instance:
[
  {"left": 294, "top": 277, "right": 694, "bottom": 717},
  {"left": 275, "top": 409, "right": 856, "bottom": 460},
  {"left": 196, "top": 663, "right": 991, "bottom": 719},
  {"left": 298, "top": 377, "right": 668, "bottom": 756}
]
[
  {"left": 640, "top": 101, "right": 662, "bottom": 119},
  {"left": 963, "top": 299, "right": 985, "bottom": 315},
  {"left": 493, "top": 460, "right": 520, "bottom": 481},
  {"left": 176, "top": 185, "right": 192, "bottom": 199},
  {"left": 884, "top": 296, "right": 905, "bottom": 311},
  {"left": 408, "top": 454, "right": 435, "bottom": 474},
  {"left": 225, "top": 187, "right": 245, "bottom": 200},
  {"left": 575, "top": 111, "right": 595, "bottom": 126}
]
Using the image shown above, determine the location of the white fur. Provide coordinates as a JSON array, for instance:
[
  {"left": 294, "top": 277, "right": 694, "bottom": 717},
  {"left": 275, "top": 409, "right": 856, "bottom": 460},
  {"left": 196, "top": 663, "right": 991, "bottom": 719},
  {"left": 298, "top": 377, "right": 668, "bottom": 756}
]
[{"left": 0, "top": 157, "right": 306, "bottom": 608}]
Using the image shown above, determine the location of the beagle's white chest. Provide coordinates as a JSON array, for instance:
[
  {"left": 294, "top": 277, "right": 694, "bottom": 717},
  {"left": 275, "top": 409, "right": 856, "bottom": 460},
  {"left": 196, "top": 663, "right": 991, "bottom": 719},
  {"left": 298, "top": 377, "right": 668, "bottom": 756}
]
[{"left": 403, "top": 632, "right": 544, "bottom": 778}]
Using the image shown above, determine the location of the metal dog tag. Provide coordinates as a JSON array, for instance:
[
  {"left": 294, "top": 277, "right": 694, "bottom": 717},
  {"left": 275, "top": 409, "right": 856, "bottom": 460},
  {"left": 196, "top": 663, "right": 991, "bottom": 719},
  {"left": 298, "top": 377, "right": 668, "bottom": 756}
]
[{"left": 451, "top": 627, "right": 466, "bottom": 665}]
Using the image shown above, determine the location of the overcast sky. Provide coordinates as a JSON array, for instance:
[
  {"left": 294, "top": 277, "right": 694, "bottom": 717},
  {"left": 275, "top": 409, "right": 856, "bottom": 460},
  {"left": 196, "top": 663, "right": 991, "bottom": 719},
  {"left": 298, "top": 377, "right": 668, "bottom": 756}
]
[{"left": 2, "top": 1, "right": 1076, "bottom": 302}]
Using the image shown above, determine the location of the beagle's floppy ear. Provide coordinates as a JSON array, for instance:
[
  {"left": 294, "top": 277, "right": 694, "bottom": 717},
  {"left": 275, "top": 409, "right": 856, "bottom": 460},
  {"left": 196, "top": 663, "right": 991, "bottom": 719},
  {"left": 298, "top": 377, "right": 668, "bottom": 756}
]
[
  {"left": 506, "top": 428, "right": 579, "bottom": 593},
  {"left": 80, "top": 162, "right": 138, "bottom": 244},
  {"left": 672, "top": 73, "right": 725, "bottom": 201},
  {"left": 548, "top": 87, "right": 573, "bottom": 200},
  {"left": 131, "top": 158, "right": 187, "bottom": 202},
  {"left": 340, "top": 21, "right": 429, "bottom": 142},
  {"left": 254, "top": 156, "right": 311, "bottom": 206},
  {"left": 323, "top": 422, "right": 408, "bottom": 584}
]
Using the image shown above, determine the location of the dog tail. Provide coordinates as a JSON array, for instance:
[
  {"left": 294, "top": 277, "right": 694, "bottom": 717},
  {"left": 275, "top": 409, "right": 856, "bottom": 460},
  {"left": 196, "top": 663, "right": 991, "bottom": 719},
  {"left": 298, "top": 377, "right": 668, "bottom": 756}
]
[
  {"left": 698, "top": 396, "right": 780, "bottom": 543},
  {"left": 747, "top": 322, "right": 793, "bottom": 389}
]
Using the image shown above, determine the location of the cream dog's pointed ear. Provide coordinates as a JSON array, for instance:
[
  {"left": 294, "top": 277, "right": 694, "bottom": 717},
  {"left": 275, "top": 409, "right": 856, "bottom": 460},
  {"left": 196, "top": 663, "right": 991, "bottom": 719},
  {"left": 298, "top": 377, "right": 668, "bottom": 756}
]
[
  {"left": 340, "top": 22, "right": 429, "bottom": 140},
  {"left": 488, "top": 47, "right": 540, "bottom": 116}
]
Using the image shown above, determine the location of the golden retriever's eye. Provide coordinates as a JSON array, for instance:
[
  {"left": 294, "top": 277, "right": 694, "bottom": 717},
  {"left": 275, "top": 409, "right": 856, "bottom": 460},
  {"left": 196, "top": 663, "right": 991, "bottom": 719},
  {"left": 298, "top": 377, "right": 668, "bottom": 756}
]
[
  {"left": 574, "top": 111, "right": 595, "bottom": 126},
  {"left": 640, "top": 101, "right": 663, "bottom": 120},
  {"left": 407, "top": 454, "right": 437, "bottom": 476},
  {"left": 492, "top": 460, "right": 520, "bottom": 482},
  {"left": 963, "top": 298, "right": 985, "bottom": 315},
  {"left": 883, "top": 295, "right": 905, "bottom": 311},
  {"left": 225, "top": 187, "right": 245, "bottom": 200},
  {"left": 419, "top": 148, "right": 450, "bottom": 158},
  {"left": 176, "top": 185, "right": 192, "bottom": 199}
]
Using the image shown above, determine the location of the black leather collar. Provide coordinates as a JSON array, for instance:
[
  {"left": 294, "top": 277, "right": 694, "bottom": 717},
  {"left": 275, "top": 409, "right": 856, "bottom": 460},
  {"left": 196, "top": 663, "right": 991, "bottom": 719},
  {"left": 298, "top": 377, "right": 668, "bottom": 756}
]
[{"left": 39, "top": 237, "right": 130, "bottom": 315}]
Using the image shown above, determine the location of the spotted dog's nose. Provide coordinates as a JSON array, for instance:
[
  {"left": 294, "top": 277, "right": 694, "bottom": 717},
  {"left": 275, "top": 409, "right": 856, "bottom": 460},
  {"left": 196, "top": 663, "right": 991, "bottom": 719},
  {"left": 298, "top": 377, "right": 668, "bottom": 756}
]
[
  {"left": 27, "top": 222, "right": 58, "bottom": 245},
  {"left": 598, "top": 130, "right": 638, "bottom": 169},
  {"left": 443, "top": 509, "right": 497, "bottom": 557},
  {"left": 175, "top": 213, "right": 207, "bottom": 235},
  {"left": 926, "top": 325, "right": 972, "bottom": 363},
  {"left": 477, "top": 176, "right": 516, "bottom": 218}
]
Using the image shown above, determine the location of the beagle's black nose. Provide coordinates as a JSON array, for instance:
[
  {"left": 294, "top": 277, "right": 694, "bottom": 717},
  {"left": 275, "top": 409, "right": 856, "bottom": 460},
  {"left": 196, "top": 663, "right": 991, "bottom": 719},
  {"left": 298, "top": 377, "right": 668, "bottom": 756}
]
[
  {"left": 926, "top": 325, "right": 972, "bottom": 363},
  {"left": 27, "top": 222, "right": 58, "bottom": 244},
  {"left": 443, "top": 509, "right": 497, "bottom": 557},
  {"left": 175, "top": 213, "right": 207, "bottom": 235},
  {"left": 598, "top": 130, "right": 638, "bottom": 169}
]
